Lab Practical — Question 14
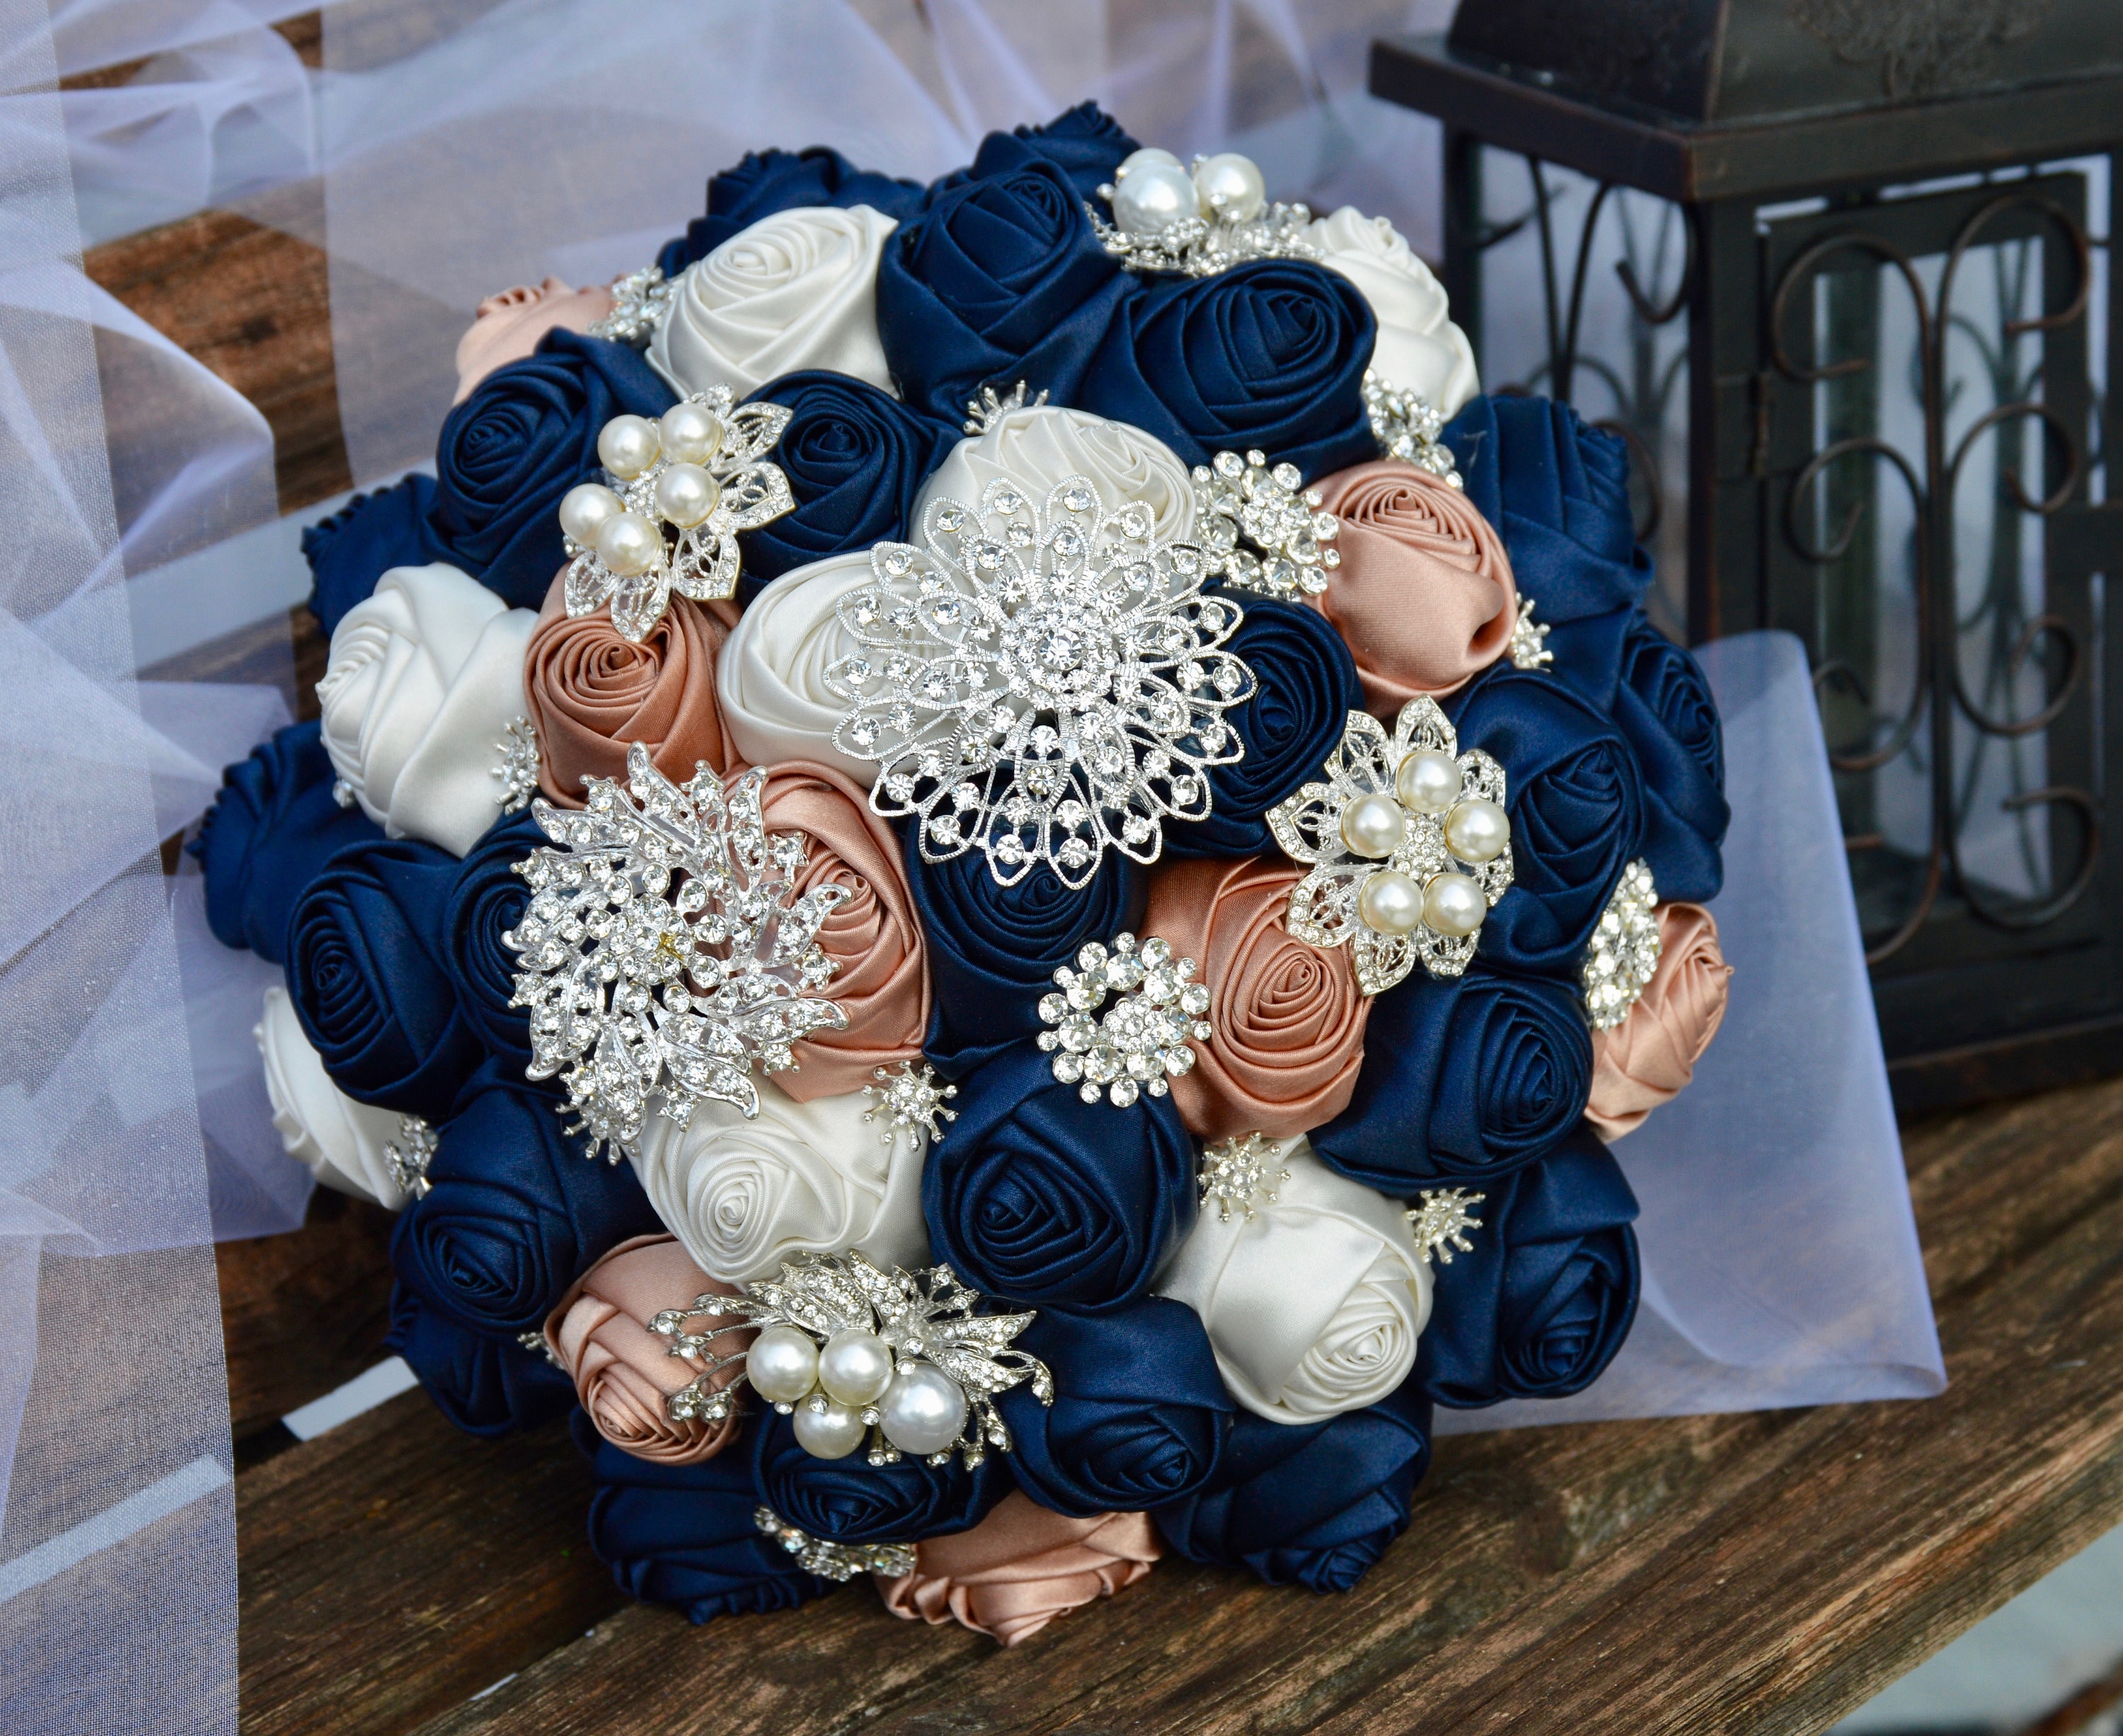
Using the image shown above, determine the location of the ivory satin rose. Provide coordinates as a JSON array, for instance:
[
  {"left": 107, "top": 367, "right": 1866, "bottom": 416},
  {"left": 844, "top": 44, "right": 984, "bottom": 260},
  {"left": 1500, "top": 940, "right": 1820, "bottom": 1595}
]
[
  {"left": 1157, "top": 1137, "right": 1432, "bottom": 1424},
  {"left": 1584, "top": 901, "right": 1732, "bottom": 1138},
  {"left": 255, "top": 984, "right": 411, "bottom": 1210},
  {"left": 315, "top": 563, "right": 536, "bottom": 856},
  {"left": 1303, "top": 207, "right": 1479, "bottom": 418},
  {"left": 914, "top": 404, "right": 1197, "bottom": 541},
  {"left": 648, "top": 205, "right": 897, "bottom": 398},
  {"left": 715, "top": 551, "right": 882, "bottom": 786},
  {"left": 452, "top": 277, "right": 615, "bottom": 403}
]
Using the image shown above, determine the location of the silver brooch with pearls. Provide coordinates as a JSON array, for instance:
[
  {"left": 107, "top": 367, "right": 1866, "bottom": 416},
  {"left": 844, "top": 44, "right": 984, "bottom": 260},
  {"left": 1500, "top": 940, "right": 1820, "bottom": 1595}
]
[
  {"left": 861, "top": 1060, "right": 958, "bottom": 1149},
  {"left": 587, "top": 263, "right": 677, "bottom": 348},
  {"left": 558, "top": 388, "right": 795, "bottom": 642},
  {"left": 1363, "top": 370, "right": 1461, "bottom": 487},
  {"left": 1408, "top": 1188, "right": 1486, "bottom": 1265},
  {"left": 1198, "top": 1132, "right": 1291, "bottom": 1223},
  {"left": 1583, "top": 858, "right": 1661, "bottom": 1030},
  {"left": 1268, "top": 698, "right": 1513, "bottom": 994},
  {"left": 1038, "top": 933, "right": 1212, "bottom": 1108},
  {"left": 502, "top": 742, "right": 848, "bottom": 1162},
  {"left": 1192, "top": 449, "right": 1340, "bottom": 601},
  {"left": 652, "top": 1250, "right": 1053, "bottom": 1470},
  {"left": 383, "top": 1115, "right": 438, "bottom": 1201},
  {"left": 754, "top": 1508, "right": 915, "bottom": 1582},
  {"left": 1092, "top": 147, "right": 1320, "bottom": 277}
]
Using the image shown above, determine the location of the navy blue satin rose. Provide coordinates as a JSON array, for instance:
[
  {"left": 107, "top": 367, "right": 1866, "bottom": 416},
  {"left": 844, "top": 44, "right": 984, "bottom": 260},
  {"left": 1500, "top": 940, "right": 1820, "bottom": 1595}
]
[
  {"left": 1167, "top": 594, "right": 1364, "bottom": 858},
  {"left": 1448, "top": 663, "right": 1647, "bottom": 976},
  {"left": 909, "top": 848, "right": 1146, "bottom": 1078},
  {"left": 301, "top": 473, "right": 449, "bottom": 636},
  {"left": 1444, "top": 394, "right": 1650, "bottom": 623},
  {"left": 1313, "top": 965, "right": 1592, "bottom": 1191},
  {"left": 752, "top": 1408, "right": 1006, "bottom": 1545},
  {"left": 384, "top": 1283, "right": 575, "bottom": 1439},
  {"left": 427, "top": 329, "right": 674, "bottom": 609},
  {"left": 1078, "top": 258, "right": 1376, "bottom": 478},
  {"left": 285, "top": 837, "right": 485, "bottom": 1117},
  {"left": 1418, "top": 1125, "right": 1641, "bottom": 1407},
  {"left": 192, "top": 720, "right": 382, "bottom": 962},
  {"left": 579, "top": 1415, "right": 833, "bottom": 1622},
  {"left": 1154, "top": 1380, "right": 1433, "bottom": 1593},
  {"left": 876, "top": 154, "right": 1134, "bottom": 427},
  {"left": 655, "top": 146, "right": 930, "bottom": 276},
  {"left": 440, "top": 807, "right": 543, "bottom": 1069},
  {"left": 932, "top": 102, "right": 1141, "bottom": 203},
  {"left": 996, "top": 1297, "right": 1233, "bottom": 1517},
  {"left": 735, "top": 370, "right": 955, "bottom": 599},
  {"left": 1548, "top": 607, "right": 1729, "bottom": 903},
  {"left": 925, "top": 1041, "right": 1195, "bottom": 1312},
  {"left": 389, "top": 1056, "right": 661, "bottom": 1337}
]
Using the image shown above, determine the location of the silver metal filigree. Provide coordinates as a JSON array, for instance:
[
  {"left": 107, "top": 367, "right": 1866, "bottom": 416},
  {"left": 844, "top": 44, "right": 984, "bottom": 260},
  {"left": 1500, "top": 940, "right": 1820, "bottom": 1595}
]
[
  {"left": 1036, "top": 932, "right": 1212, "bottom": 1108},
  {"left": 493, "top": 715, "right": 540, "bottom": 812},
  {"left": 1362, "top": 369, "right": 1461, "bottom": 486},
  {"left": 1191, "top": 449, "right": 1340, "bottom": 600},
  {"left": 1583, "top": 858, "right": 1661, "bottom": 1030},
  {"left": 964, "top": 380, "right": 1048, "bottom": 436},
  {"left": 502, "top": 742, "right": 849, "bottom": 1162},
  {"left": 383, "top": 1115, "right": 437, "bottom": 1201},
  {"left": 825, "top": 476, "right": 1258, "bottom": 890},
  {"left": 1267, "top": 699, "right": 1514, "bottom": 994},
  {"left": 560, "top": 386, "right": 795, "bottom": 640},
  {"left": 652, "top": 1251, "right": 1053, "bottom": 1470},
  {"left": 755, "top": 1507, "right": 915, "bottom": 1582},
  {"left": 1198, "top": 1132, "right": 1291, "bottom": 1223},
  {"left": 1509, "top": 595, "right": 1554, "bottom": 671},
  {"left": 1089, "top": 180, "right": 1320, "bottom": 277},
  {"left": 861, "top": 1060, "right": 957, "bottom": 1148},
  {"left": 587, "top": 263, "right": 677, "bottom": 347},
  {"left": 1408, "top": 1188, "right": 1485, "bottom": 1265}
]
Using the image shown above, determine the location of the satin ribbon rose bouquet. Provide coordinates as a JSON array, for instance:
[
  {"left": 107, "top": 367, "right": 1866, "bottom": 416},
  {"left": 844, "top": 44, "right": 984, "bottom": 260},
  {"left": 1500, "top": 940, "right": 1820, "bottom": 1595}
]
[{"left": 200, "top": 103, "right": 1732, "bottom": 1647}]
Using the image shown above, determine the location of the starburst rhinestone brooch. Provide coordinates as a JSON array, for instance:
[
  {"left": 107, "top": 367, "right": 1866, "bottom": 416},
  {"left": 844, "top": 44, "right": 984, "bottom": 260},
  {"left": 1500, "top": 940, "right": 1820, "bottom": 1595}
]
[
  {"left": 556, "top": 388, "right": 795, "bottom": 641},
  {"left": 1037, "top": 932, "right": 1212, "bottom": 1108},
  {"left": 651, "top": 1251, "right": 1053, "bottom": 1470},
  {"left": 503, "top": 742, "right": 849, "bottom": 1162},
  {"left": 755, "top": 1509, "right": 915, "bottom": 1582},
  {"left": 1583, "top": 858, "right": 1661, "bottom": 1029},
  {"left": 1091, "top": 146, "right": 1320, "bottom": 277},
  {"left": 1408, "top": 1188, "right": 1485, "bottom": 1265},
  {"left": 825, "top": 476, "right": 1258, "bottom": 889},
  {"left": 1192, "top": 449, "right": 1340, "bottom": 600},
  {"left": 1267, "top": 698, "right": 1514, "bottom": 994},
  {"left": 1509, "top": 595, "right": 1555, "bottom": 671},
  {"left": 1198, "top": 1132, "right": 1291, "bottom": 1222},
  {"left": 861, "top": 1060, "right": 957, "bottom": 1148},
  {"left": 1362, "top": 369, "right": 1461, "bottom": 487}
]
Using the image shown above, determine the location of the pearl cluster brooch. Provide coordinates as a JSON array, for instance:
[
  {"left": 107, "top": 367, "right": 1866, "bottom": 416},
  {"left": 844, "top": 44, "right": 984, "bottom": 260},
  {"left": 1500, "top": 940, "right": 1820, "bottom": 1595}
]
[
  {"left": 1582, "top": 858, "right": 1661, "bottom": 1029},
  {"left": 652, "top": 1251, "right": 1053, "bottom": 1471},
  {"left": 1268, "top": 698, "right": 1514, "bottom": 994},
  {"left": 557, "top": 388, "right": 795, "bottom": 642},
  {"left": 1037, "top": 931, "right": 1213, "bottom": 1108},
  {"left": 1092, "top": 147, "right": 1321, "bottom": 277},
  {"left": 1192, "top": 449, "right": 1340, "bottom": 601}
]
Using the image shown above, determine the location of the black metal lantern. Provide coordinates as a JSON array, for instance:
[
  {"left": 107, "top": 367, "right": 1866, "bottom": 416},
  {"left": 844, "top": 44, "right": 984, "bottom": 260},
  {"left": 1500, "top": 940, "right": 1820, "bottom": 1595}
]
[{"left": 1371, "top": 2, "right": 2123, "bottom": 1115}]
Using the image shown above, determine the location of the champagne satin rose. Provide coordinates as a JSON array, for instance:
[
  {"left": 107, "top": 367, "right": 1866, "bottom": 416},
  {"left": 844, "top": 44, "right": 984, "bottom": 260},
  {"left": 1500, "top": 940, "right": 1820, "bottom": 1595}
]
[
  {"left": 715, "top": 551, "right": 882, "bottom": 786},
  {"left": 453, "top": 277, "right": 614, "bottom": 403},
  {"left": 878, "top": 1493, "right": 1158, "bottom": 1648},
  {"left": 1142, "top": 856, "right": 1369, "bottom": 1141},
  {"left": 757, "top": 764, "right": 928, "bottom": 1100},
  {"left": 649, "top": 205, "right": 898, "bottom": 399},
  {"left": 255, "top": 985, "right": 410, "bottom": 1210},
  {"left": 630, "top": 1076, "right": 928, "bottom": 1284},
  {"left": 316, "top": 563, "right": 537, "bottom": 855},
  {"left": 545, "top": 1234, "right": 751, "bottom": 1465},
  {"left": 1304, "top": 207, "right": 1478, "bottom": 418},
  {"left": 1309, "top": 462, "right": 1518, "bottom": 715},
  {"left": 1584, "top": 902, "right": 1732, "bottom": 1138},
  {"left": 914, "top": 405, "right": 1196, "bottom": 542},
  {"left": 1158, "top": 1137, "right": 1432, "bottom": 1425},
  {"left": 526, "top": 573, "right": 735, "bottom": 805}
]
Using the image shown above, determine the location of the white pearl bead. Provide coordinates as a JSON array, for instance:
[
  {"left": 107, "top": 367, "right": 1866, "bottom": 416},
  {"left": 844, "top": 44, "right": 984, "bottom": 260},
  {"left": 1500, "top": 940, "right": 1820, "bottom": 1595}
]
[
  {"left": 1111, "top": 160, "right": 1198, "bottom": 236},
  {"left": 1444, "top": 798, "right": 1509, "bottom": 864},
  {"left": 1358, "top": 868, "right": 1423, "bottom": 936},
  {"left": 657, "top": 401, "right": 723, "bottom": 466},
  {"left": 1192, "top": 151, "right": 1266, "bottom": 222},
  {"left": 1340, "top": 792, "right": 1408, "bottom": 860},
  {"left": 594, "top": 511, "right": 662, "bottom": 577},
  {"left": 816, "top": 1328, "right": 894, "bottom": 1407},
  {"left": 791, "top": 1392, "right": 868, "bottom": 1459},
  {"left": 652, "top": 462, "right": 720, "bottom": 529},
  {"left": 747, "top": 1324, "right": 819, "bottom": 1405},
  {"left": 597, "top": 414, "right": 661, "bottom": 481},
  {"left": 558, "top": 482, "right": 624, "bottom": 547},
  {"left": 879, "top": 1361, "right": 967, "bottom": 1459},
  {"left": 1115, "top": 146, "right": 1183, "bottom": 178},
  {"left": 1422, "top": 871, "right": 1487, "bottom": 937},
  {"left": 1396, "top": 749, "right": 1462, "bottom": 816}
]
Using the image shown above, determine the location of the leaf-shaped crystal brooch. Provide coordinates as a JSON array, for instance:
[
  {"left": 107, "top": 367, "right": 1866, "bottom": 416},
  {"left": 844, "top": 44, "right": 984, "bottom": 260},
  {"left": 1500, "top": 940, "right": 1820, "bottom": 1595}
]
[
  {"left": 1192, "top": 449, "right": 1340, "bottom": 600},
  {"left": 825, "top": 476, "right": 1258, "bottom": 890},
  {"left": 503, "top": 742, "right": 849, "bottom": 1162},
  {"left": 1267, "top": 697, "right": 1513, "bottom": 994},
  {"left": 557, "top": 388, "right": 795, "bottom": 642},
  {"left": 651, "top": 1251, "right": 1053, "bottom": 1471}
]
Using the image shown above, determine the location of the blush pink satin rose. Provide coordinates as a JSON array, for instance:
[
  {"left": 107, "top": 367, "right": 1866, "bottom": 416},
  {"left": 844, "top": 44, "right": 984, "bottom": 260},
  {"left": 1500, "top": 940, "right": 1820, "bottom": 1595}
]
[
  {"left": 1144, "top": 856, "right": 1370, "bottom": 1141},
  {"left": 756, "top": 761, "right": 929, "bottom": 1100},
  {"left": 543, "top": 1234, "right": 752, "bottom": 1465},
  {"left": 1584, "top": 902, "right": 1733, "bottom": 1138},
  {"left": 453, "top": 277, "right": 616, "bottom": 403},
  {"left": 877, "top": 1493, "right": 1158, "bottom": 1647},
  {"left": 1308, "top": 461, "right": 1518, "bottom": 715}
]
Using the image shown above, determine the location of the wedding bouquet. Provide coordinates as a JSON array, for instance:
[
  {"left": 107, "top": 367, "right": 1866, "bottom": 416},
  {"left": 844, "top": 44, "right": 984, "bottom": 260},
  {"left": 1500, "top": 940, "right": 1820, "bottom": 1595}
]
[{"left": 197, "top": 103, "right": 1732, "bottom": 1645}]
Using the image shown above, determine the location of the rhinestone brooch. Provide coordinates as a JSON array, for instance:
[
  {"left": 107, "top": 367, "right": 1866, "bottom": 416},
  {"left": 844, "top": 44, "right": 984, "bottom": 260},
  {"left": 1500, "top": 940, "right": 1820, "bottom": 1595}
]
[
  {"left": 1090, "top": 147, "right": 1321, "bottom": 277},
  {"left": 1509, "top": 597, "right": 1554, "bottom": 671},
  {"left": 861, "top": 1060, "right": 958, "bottom": 1149},
  {"left": 587, "top": 263, "right": 677, "bottom": 347},
  {"left": 1198, "top": 1132, "right": 1291, "bottom": 1222},
  {"left": 1192, "top": 449, "right": 1340, "bottom": 600},
  {"left": 492, "top": 716, "right": 540, "bottom": 813},
  {"left": 755, "top": 1508, "right": 915, "bottom": 1582},
  {"left": 1583, "top": 858, "right": 1661, "bottom": 1030},
  {"left": 383, "top": 1115, "right": 438, "bottom": 1201},
  {"left": 1408, "top": 1188, "right": 1485, "bottom": 1265},
  {"left": 1363, "top": 369, "right": 1461, "bottom": 487},
  {"left": 1037, "top": 932, "right": 1212, "bottom": 1108}
]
